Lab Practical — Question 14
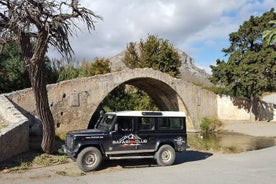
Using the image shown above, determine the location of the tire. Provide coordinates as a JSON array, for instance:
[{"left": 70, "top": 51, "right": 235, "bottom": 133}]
[
  {"left": 76, "top": 147, "right": 102, "bottom": 172},
  {"left": 155, "top": 145, "right": 176, "bottom": 166}
]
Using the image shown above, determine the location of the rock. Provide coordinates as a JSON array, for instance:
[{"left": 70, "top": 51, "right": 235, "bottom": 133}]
[
  {"left": 108, "top": 48, "right": 212, "bottom": 86},
  {"left": 176, "top": 49, "right": 212, "bottom": 86}
]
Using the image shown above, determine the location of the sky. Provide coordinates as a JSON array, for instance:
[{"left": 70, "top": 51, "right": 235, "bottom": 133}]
[{"left": 47, "top": 0, "right": 276, "bottom": 73}]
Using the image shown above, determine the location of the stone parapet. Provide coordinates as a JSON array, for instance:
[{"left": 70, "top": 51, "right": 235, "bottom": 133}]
[{"left": 0, "top": 95, "right": 29, "bottom": 162}]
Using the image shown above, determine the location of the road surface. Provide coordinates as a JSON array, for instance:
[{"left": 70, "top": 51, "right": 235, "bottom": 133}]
[{"left": 1, "top": 145, "right": 276, "bottom": 184}]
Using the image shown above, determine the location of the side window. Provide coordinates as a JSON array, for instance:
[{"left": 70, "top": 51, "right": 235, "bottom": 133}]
[
  {"left": 139, "top": 117, "right": 156, "bottom": 131},
  {"left": 97, "top": 115, "right": 115, "bottom": 130},
  {"left": 116, "top": 117, "right": 134, "bottom": 132},
  {"left": 158, "top": 117, "right": 183, "bottom": 130}
]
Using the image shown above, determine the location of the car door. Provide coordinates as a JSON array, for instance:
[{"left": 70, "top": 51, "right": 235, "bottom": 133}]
[
  {"left": 109, "top": 116, "right": 138, "bottom": 152},
  {"left": 135, "top": 117, "right": 157, "bottom": 152}
]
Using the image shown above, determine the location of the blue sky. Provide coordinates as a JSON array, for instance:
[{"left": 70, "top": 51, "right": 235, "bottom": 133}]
[{"left": 48, "top": 0, "right": 276, "bottom": 73}]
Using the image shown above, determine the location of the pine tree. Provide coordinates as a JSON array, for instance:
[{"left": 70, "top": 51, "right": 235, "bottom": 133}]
[{"left": 210, "top": 9, "right": 276, "bottom": 101}]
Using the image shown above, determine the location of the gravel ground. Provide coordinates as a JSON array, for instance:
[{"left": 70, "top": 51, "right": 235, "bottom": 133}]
[
  {"left": 1, "top": 120, "right": 276, "bottom": 184},
  {"left": 223, "top": 121, "right": 276, "bottom": 137},
  {"left": 262, "top": 93, "right": 276, "bottom": 104},
  {"left": 1, "top": 146, "right": 276, "bottom": 184}
]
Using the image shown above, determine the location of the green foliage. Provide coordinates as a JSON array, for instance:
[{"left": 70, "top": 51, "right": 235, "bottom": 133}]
[
  {"left": 187, "top": 134, "right": 221, "bottom": 152},
  {"left": 78, "top": 58, "right": 111, "bottom": 77},
  {"left": 57, "top": 65, "right": 79, "bottom": 82},
  {"left": 0, "top": 44, "right": 58, "bottom": 93},
  {"left": 117, "top": 35, "right": 180, "bottom": 110},
  {"left": 56, "top": 57, "right": 111, "bottom": 82},
  {"left": 0, "top": 44, "right": 30, "bottom": 93},
  {"left": 200, "top": 118, "right": 222, "bottom": 133},
  {"left": 210, "top": 9, "right": 276, "bottom": 100},
  {"left": 263, "top": 20, "right": 276, "bottom": 46},
  {"left": 32, "top": 153, "right": 68, "bottom": 167},
  {"left": 7, "top": 160, "right": 32, "bottom": 172},
  {"left": 123, "top": 35, "right": 181, "bottom": 78},
  {"left": 188, "top": 133, "right": 242, "bottom": 153},
  {"left": 100, "top": 85, "right": 159, "bottom": 112}
]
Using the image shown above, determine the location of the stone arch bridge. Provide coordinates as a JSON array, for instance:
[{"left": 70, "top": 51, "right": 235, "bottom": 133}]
[{"left": 7, "top": 68, "right": 217, "bottom": 133}]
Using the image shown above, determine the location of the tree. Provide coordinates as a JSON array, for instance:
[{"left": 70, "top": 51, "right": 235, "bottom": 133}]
[
  {"left": 263, "top": 20, "right": 276, "bottom": 47},
  {"left": 0, "top": 43, "right": 30, "bottom": 93},
  {"left": 0, "top": 0, "right": 101, "bottom": 153},
  {"left": 100, "top": 85, "right": 159, "bottom": 112},
  {"left": 0, "top": 43, "right": 59, "bottom": 93},
  {"left": 123, "top": 35, "right": 181, "bottom": 78},
  {"left": 78, "top": 58, "right": 111, "bottom": 77},
  {"left": 56, "top": 57, "right": 111, "bottom": 82},
  {"left": 210, "top": 9, "right": 276, "bottom": 101}
]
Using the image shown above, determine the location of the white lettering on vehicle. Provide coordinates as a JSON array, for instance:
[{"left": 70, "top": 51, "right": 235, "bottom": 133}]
[
  {"left": 86, "top": 136, "right": 104, "bottom": 139},
  {"left": 112, "top": 134, "right": 148, "bottom": 146}
]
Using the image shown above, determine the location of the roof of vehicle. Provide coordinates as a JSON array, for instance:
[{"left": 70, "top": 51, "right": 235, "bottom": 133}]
[{"left": 105, "top": 111, "right": 186, "bottom": 117}]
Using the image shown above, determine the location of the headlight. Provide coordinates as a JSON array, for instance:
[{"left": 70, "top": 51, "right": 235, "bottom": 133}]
[{"left": 66, "top": 135, "right": 74, "bottom": 149}]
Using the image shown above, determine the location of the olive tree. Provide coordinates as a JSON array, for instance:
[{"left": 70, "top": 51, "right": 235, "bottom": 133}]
[{"left": 0, "top": 0, "right": 101, "bottom": 153}]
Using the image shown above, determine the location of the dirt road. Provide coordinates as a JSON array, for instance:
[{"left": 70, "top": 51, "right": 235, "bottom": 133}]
[
  {"left": 1, "top": 145, "right": 276, "bottom": 184},
  {"left": 223, "top": 121, "right": 276, "bottom": 137},
  {"left": 1, "top": 121, "right": 276, "bottom": 183}
]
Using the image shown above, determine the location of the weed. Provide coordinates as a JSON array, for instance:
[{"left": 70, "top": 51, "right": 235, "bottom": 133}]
[
  {"left": 55, "top": 170, "right": 67, "bottom": 176},
  {"left": 187, "top": 134, "right": 221, "bottom": 152},
  {"left": 223, "top": 145, "right": 243, "bottom": 153},
  {"left": 188, "top": 133, "right": 248, "bottom": 154},
  {"left": 56, "top": 133, "right": 67, "bottom": 141},
  {"left": 55, "top": 170, "right": 86, "bottom": 177},
  {"left": 200, "top": 117, "right": 222, "bottom": 133},
  {"left": 7, "top": 159, "right": 32, "bottom": 173},
  {"left": 0, "top": 123, "right": 7, "bottom": 129},
  {"left": 33, "top": 154, "right": 69, "bottom": 167}
]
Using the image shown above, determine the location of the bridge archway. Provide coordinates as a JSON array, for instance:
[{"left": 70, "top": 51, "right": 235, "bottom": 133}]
[
  {"left": 89, "top": 76, "right": 191, "bottom": 129},
  {"left": 126, "top": 78, "right": 180, "bottom": 111}
]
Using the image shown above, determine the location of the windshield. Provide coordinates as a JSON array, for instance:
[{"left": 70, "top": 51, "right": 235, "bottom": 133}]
[{"left": 96, "top": 114, "right": 115, "bottom": 131}]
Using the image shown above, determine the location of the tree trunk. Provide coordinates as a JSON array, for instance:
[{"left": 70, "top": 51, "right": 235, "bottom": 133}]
[
  {"left": 27, "top": 59, "right": 55, "bottom": 153},
  {"left": 21, "top": 31, "right": 55, "bottom": 154}
]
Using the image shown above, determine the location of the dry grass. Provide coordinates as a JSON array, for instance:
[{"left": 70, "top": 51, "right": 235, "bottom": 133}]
[{"left": 0, "top": 116, "right": 7, "bottom": 129}]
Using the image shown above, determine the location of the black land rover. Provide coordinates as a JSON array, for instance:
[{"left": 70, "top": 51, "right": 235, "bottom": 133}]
[{"left": 63, "top": 111, "right": 188, "bottom": 172}]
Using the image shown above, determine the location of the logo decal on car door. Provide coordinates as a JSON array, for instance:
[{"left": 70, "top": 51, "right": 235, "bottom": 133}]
[{"left": 112, "top": 133, "right": 148, "bottom": 147}]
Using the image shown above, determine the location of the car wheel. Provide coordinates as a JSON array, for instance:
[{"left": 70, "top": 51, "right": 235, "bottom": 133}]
[
  {"left": 155, "top": 144, "right": 175, "bottom": 166},
  {"left": 76, "top": 147, "right": 102, "bottom": 172}
]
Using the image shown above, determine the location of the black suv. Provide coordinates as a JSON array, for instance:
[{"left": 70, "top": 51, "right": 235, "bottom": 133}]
[{"left": 63, "top": 111, "right": 188, "bottom": 172}]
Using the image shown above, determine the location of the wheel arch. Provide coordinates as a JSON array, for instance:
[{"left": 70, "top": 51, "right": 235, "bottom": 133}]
[
  {"left": 77, "top": 143, "right": 105, "bottom": 157},
  {"left": 155, "top": 140, "right": 175, "bottom": 152}
]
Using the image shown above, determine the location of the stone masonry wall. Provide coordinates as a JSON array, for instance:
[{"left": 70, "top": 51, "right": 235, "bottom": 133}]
[
  {"left": 217, "top": 95, "right": 276, "bottom": 122},
  {"left": 0, "top": 95, "right": 29, "bottom": 162}
]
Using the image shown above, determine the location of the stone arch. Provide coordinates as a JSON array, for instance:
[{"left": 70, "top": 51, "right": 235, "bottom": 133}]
[
  {"left": 88, "top": 76, "right": 193, "bottom": 130},
  {"left": 125, "top": 77, "right": 181, "bottom": 111}
]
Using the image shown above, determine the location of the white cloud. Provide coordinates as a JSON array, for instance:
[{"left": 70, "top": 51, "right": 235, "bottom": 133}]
[{"left": 47, "top": 0, "right": 276, "bottom": 70}]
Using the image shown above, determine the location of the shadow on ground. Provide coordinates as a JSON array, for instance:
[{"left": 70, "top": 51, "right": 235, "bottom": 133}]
[
  {"left": 175, "top": 150, "right": 213, "bottom": 164},
  {"left": 0, "top": 135, "right": 66, "bottom": 171},
  {"left": 99, "top": 150, "right": 213, "bottom": 170}
]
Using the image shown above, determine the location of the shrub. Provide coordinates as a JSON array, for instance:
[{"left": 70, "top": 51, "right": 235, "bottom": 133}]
[{"left": 200, "top": 118, "right": 222, "bottom": 133}]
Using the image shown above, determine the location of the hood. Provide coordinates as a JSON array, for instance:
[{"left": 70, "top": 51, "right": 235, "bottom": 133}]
[{"left": 68, "top": 128, "right": 107, "bottom": 137}]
